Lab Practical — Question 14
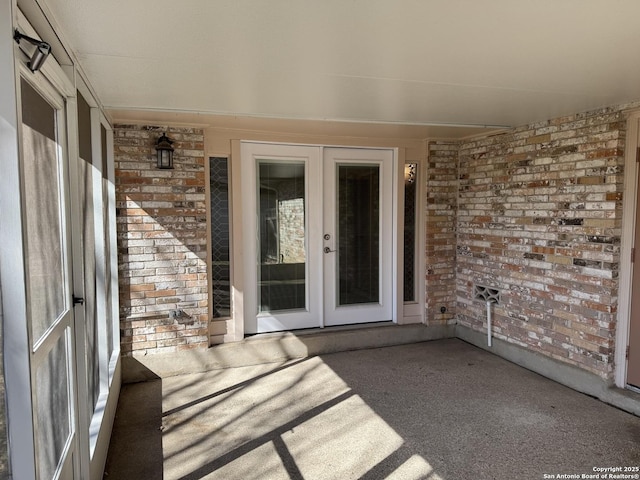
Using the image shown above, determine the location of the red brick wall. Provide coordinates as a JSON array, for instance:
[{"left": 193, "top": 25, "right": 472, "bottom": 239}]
[
  {"left": 455, "top": 108, "right": 625, "bottom": 379},
  {"left": 115, "top": 125, "right": 208, "bottom": 355}
]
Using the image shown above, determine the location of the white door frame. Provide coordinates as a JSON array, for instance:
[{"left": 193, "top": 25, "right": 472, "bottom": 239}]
[
  {"left": 240, "top": 141, "right": 398, "bottom": 334},
  {"left": 401, "top": 156, "right": 427, "bottom": 323},
  {"left": 0, "top": 3, "right": 38, "bottom": 478},
  {"left": 616, "top": 111, "right": 640, "bottom": 389}
]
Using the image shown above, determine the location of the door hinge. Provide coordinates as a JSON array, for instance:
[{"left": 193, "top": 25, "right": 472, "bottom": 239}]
[
  {"left": 73, "top": 295, "right": 85, "bottom": 306},
  {"left": 627, "top": 345, "right": 630, "bottom": 359}
]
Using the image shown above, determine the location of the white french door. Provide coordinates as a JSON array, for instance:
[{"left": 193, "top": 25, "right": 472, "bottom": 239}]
[
  {"left": 322, "top": 147, "right": 394, "bottom": 326},
  {"left": 242, "top": 142, "right": 395, "bottom": 334},
  {"left": 241, "top": 143, "right": 323, "bottom": 333}
]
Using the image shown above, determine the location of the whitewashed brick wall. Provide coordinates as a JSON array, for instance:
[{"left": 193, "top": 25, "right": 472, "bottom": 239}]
[
  {"left": 115, "top": 125, "right": 208, "bottom": 355},
  {"left": 114, "top": 106, "right": 631, "bottom": 374},
  {"left": 425, "top": 141, "right": 459, "bottom": 325},
  {"left": 454, "top": 107, "right": 626, "bottom": 379}
]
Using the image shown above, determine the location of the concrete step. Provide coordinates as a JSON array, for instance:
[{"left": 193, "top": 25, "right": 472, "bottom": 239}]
[{"left": 122, "top": 323, "right": 455, "bottom": 383}]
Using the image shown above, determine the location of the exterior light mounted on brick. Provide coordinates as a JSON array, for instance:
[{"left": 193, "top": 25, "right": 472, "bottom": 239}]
[
  {"left": 404, "top": 163, "right": 416, "bottom": 184},
  {"left": 155, "top": 132, "right": 174, "bottom": 169}
]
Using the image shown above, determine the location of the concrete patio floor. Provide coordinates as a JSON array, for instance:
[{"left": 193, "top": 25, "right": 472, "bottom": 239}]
[{"left": 103, "top": 339, "right": 640, "bottom": 479}]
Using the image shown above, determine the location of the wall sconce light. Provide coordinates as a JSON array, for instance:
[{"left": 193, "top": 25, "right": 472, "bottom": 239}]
[
  {"left": 14, "top": 29, "right": 51, "bottom": 72},
  {"left": 155, "top": 133, "right": 174, "bottom": 169},
  {"left": 404, "top": 163, "right": 416, "bottom": 184}
]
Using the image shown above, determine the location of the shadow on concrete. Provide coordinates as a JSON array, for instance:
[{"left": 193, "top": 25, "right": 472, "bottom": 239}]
[
  {"left": 317, "top": 340, "right": 640, "bottom": 479},
  {"left": 103, "top": 378, "right": 163, "bottom": 479},
  {"left": 162, "top": 357, "right": 309, "bottom": 419},
  {"left": 105, "top": 339, "right": 640, "bottom": 480},
  {"left": 177, "top": 392, "right": 354, "bottom": 480}
]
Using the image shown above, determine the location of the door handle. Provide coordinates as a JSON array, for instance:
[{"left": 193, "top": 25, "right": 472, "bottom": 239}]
[
  {"left": 324, "top": 247, "right": 336, "bottom": 254},
  {"left": 73, "top": 295, "right": 85, "bottom": 306}
]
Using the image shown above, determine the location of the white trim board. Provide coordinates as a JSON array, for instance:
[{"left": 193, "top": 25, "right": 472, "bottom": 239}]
[{"left": 617, "top": 112, "right": 640, "bottom": 389}]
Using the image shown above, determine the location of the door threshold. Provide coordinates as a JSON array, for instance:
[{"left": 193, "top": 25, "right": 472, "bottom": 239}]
[
  {"left": 244, "top": 321, "right": 396, "bottom": 339},
  {"left": 627, "top": 384, "right": 640, "bottom": 395}
]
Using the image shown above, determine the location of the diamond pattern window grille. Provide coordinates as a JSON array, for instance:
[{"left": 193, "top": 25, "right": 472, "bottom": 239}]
[
  {"left": 210, "top": 157, "right": 231, "bottom": 318},
  {"left": 403, "top": 163, "right": 417, "bottom": 302}
]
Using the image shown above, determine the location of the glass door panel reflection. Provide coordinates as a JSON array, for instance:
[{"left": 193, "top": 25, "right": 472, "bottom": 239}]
[
  {"left": 337, "top": 165, "right": 380, "bottom": 306},
  {"left": 257, "top": 162, "right": 306, "bottom": 313},
  {"left": 21, "top": 78, "right": 67, "bottom": 344}
]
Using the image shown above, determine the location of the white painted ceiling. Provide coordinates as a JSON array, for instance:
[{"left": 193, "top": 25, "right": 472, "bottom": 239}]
[{"left": 43, "top": 0, "right": 640, "bottom": 129}]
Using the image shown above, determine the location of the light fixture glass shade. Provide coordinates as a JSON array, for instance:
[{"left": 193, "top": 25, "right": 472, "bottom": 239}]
[
  {"left": 155, "top": 133, "right": 174, "bottom": 169},
  {"left": 158, "top": 149, "right": 172, "bottom": 169}
]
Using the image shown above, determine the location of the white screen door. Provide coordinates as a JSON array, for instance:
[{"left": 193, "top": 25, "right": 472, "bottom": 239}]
[
  {"left": 20, "top": 77, "right": 77, "bottom": 480},
  {"left": 242, "top": 143, "right": 394, "bottom": 334}
]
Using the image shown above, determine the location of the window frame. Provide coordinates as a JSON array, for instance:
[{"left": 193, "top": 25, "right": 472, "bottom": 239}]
[{"left": 206, "top": 155, "right": 235, "bottom": 342}]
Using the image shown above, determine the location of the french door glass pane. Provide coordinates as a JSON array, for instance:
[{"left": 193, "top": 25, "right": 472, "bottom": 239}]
[
  {"left": 35, "top": 333, "right": 71, "bottom": 480},
  {"left": 77, "top": 91, "right": 100, "bottom": 417},
  {"left": 337, "top": 165, "right": 380, "bottom": 305},
  {"left": 20, "top": 78, "right": 66, "bottom": 345},
  {"left": 102, "top": 124, "right": 115, "bottom": 360},
  {"left": 257, "top": 162, "right": 306, "bottom": 312}
]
